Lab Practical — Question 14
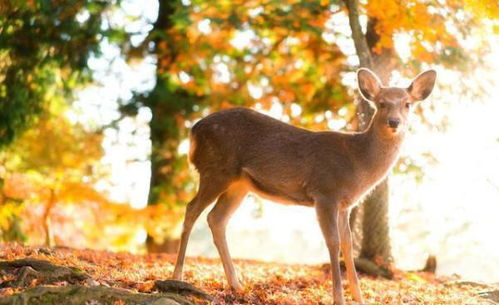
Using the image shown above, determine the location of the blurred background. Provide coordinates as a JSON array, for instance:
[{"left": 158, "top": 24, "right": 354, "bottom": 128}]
[{"left": 1, "top": 0, "right": 498, "bottom": 283}]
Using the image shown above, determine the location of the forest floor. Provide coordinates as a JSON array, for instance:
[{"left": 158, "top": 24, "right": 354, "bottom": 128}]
[{"left": 0, "top": 243, "right": 497, "bottom": 305}]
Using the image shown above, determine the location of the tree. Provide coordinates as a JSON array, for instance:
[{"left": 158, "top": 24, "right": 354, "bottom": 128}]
[
  {"left": 0, "top": 0, "right": 110, "bottom": 148},
  {"left": 0, "top": 104, "right": 178, "bottom": 250},
  {"left": 0, "top": 103, "right": 103, "bottom": 246},
  {"left": 343, "top": 0, "right": 398, "bottom": 275},
  {"left": 0, "top": 0, "right": 149, "bottom": 248}
]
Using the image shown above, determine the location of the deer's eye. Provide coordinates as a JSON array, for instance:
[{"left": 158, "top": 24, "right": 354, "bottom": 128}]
[
  {"left": 379, "top": 103, "right": 387, "bottom": 109},
  {"left": 405, "top": 103, "right": 411, "bottom": 109}
]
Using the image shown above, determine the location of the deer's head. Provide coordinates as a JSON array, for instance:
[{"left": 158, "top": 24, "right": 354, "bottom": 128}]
[{"left": 357, "top": 68, "right": 437, "bottom": 137}]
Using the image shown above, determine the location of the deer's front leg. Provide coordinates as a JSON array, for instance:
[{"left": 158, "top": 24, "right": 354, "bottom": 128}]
[
  {"left": 315, "top": 198, "right": 345, "bottom": 305},
  {"left": 339, "top": 210, "right": 363, "bottom": 303}
]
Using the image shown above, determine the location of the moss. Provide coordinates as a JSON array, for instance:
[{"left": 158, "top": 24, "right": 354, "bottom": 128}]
[{"left": 0, "top": 286, "right": 196, "bottom": 305}]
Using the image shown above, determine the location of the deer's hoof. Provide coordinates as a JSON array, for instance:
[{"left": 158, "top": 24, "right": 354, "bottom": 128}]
[
  {"left": 230, "top": 282, "right": 243, "bottom": 292},
  {"left": 171, "top": 272, "right": 182, "bottom": 281}
]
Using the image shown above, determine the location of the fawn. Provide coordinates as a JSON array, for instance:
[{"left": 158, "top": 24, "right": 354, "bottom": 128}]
[{"left": 172, "top": 68, "right": 436, "bottom": 304}]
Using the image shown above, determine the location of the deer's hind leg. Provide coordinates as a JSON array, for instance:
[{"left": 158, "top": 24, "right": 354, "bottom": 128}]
[
  {"left": 207, "top": 180, "right": 248, "bottom": 290},
  {"left": 172, "top": 175, "right": 232, "bottom": 280}
]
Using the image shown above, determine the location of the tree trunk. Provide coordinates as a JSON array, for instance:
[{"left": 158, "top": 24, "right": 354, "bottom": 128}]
[
  {"left": 146, "top": 237, "right": 180, "bottom": 254},
  {"left": 147, "top": 0, "right": 176, "bottom": 208},
  {"left": 359, "top": 19, "right": 398, "bottom": 269},
  {"left": 360, "top": 179, "right": 391, "bottom": 261},
  {"left": 344, "top": 0, "right": 398, "bottom": 273},
  {"left": 43, "top": 188, "right": 56, "bottom": 247},
  {"left": 145, "top": 0, "right": 197, "bottom": 253}
]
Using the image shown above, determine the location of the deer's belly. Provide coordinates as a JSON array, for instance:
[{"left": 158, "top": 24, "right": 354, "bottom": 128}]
[
  {"left": 249, "top": 187, "right": 314, "bottom": 207},
  {"left": 241, "top": 170, "right": 314, "bottom": 207}
]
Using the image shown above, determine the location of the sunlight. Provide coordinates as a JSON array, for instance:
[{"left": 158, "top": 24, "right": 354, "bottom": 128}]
[
  {"left": 230, "top": 28, "right": 257, "bottom": 50},
  {"left": 197, "top": 19, "right": 212, "bottom": 35},
  {"left": 178, "top": 71, "right": 192, "bottom": 84},
  {"left": 248, "top": 82, "right": 264, "bottom": 99},
  {"left": 177, "top": 139, "right": 190, "bottom": 156},
  {"left": 290, "top": 103, "right": 302, "bottom": 117}
]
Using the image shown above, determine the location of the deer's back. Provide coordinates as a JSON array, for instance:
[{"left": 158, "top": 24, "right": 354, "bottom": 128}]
[
  {"left": 190, "top": 108, "right": 324, "bottom": 205},
  {"left": 190, "top": 107, "right": 312, "bottom": 167}
]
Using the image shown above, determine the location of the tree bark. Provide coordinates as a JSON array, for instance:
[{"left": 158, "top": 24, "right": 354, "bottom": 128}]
[
  {"left": 343, "top": 0, "right": 397, "bottom": 274},
  {"left": 0, "top": 258, "right": 90, "bottom": 287},
  {"left": 0, "top": 285, "right": 195, "bottom": 305},
  {"left": 343, "top": 0, "right": 372, "bottom": 69},
  {"left": 360, "top": 20, "right": 398, "bottom": 271},
  {"left": 359, "top": 179, "right": 391, "bottom": 262},
  {"left": 147, "top": 0, "right": 179, "bottom": 208},
  {"left": 145, "top": 0, "right": 197, "bottom": 253},
  {"left": 0, "top": 259, "right": 211, "bottom": 305},
  {"left": 43, "top": 188, "right": 56, "bottom": 247}
]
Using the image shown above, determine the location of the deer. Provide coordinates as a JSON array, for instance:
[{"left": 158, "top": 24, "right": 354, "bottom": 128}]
[{"left": 171, "top": 68, "right": 436, "bottom": 305}]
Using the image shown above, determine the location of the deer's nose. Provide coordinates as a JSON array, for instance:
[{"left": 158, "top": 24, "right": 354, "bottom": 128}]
[{"left": 387, "top": 119, "right": 400, "bottom": 128}]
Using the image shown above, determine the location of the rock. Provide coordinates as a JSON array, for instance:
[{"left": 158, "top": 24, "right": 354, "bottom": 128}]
[
  {"left": 478, "top": 290, "right": 499, "bottom": 302},
  {"left": 0, "top": 285, "right": 196, "bottom": 305},
  {"left": 421, "top": 255, "right": 437, "bottom": 273},
  {"left": 151, "top": 298, "right": 181, "bottom": 305},
  {"left": 0, "top": 258, "right": 90, "bottom": 287},
  {"left": 37, "top": 247, "right": 54, "bottom": 256},
  {"left": 84, "top": 278, "right": 100, "bottom": 286},
  {"left": 153, "top": 279, "right": 213, "bottom": 301}
]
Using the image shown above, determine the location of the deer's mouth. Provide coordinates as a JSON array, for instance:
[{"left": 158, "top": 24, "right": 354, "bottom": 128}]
[
  {"left": 386, "top": 119, "right": 401, "bottom": 134},
  {"left": 382, "top": 124, "right": 402, "bottom": 136},
  {"left": 389, "top": 127, "right": 400, "bottom": 135}
]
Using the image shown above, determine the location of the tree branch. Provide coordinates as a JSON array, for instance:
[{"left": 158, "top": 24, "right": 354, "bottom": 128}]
[{"left": 343, "top": 0, "right": 373, "bottom": 68}]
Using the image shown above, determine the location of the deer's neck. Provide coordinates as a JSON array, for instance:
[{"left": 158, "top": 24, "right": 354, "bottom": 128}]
[{"left": 357, "top": 121, "right": 404, "bottom": 180}]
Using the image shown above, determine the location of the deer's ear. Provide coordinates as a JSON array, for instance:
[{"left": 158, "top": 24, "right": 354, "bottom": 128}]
[
  {"left": 407, "top": 70, "right": 436, "bottom": 101},
  {"left": 357, "top": 68, "right": 382, "bottom": 103}
]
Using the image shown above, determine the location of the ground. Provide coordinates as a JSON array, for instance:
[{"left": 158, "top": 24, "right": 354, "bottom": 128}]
[{"left": 0, "top": 244, "right": 496, "bottom": 305}]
